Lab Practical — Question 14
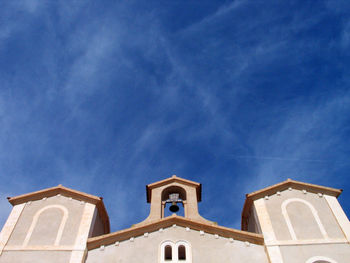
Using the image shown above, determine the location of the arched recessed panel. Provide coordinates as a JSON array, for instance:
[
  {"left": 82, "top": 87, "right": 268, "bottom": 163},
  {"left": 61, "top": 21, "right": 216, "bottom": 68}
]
[
  {"left": 281, "top": 198, "right": 328, "bottom": 240},
  {"left": 23, "top": 205, "right": 68, "bottom": 246}
]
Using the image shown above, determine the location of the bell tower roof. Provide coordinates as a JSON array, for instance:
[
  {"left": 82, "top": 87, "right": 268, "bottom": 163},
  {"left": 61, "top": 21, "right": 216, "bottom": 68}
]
[
  {"left": 146, "top": 175, "right": 202, "bottom": 203},
  {"left": 134, "top": 175, "right": 213, "bottom": 227}
]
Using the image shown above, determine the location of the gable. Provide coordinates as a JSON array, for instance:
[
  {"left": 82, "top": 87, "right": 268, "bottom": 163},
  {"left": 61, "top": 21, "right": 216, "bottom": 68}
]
[
  {"left": 86, "top": 225, "right": 268, "bottom": 263},
  {"left": 87, "top": 215, "right": 263, "bottom": 250}
]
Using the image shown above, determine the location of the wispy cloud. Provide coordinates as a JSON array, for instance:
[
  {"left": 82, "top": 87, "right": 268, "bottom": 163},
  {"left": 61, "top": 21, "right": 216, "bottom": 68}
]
[
  {"left": 1, "top": 1, "right": 350, "bottom": 231},
  {"left": 231, "top": 155, "right": 329, "bottom": 163},
  {"left": 242, "top": 91, "right": 350, "bottom": 193},
  {"left": 180, "top": 0, "right": 246, "bottom": 34}
]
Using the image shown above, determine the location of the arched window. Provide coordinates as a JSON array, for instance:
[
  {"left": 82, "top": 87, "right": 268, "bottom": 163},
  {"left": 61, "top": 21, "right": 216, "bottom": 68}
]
[
  {"left": 165, "top": 245, "right": 172, "bottom": 260},
  {"left": 160, "top": 241, "right": 174, "bottom": 263},
  {"left": 160, "top": 240, "right": 191, "bottom": 263},
  {"left": 178, "top": 245, "right": 186, "bottom": 260}
]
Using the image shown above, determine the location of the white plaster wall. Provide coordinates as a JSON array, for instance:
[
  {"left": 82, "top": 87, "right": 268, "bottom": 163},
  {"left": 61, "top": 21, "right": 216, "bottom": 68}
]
[
  {"left": 263, "top": 190, "right": 344, "bottom": 241},
  {"left": 6, "top": 195, "right": 85, "bottom": 246},
  {"left": 89, "top": 210, "right": 105, "bottom": 238},
  {"left": 86, "top": 226, "right": 268, "bottom": 263},
  {"left": 247, "top": 206, "right": 262, "bottom": 234},
  {"left": 0, "top": 251, "right": 72, "bottom": 263},
  {"left": 280, "top": 243, "right": 350, "bottom": 263}
]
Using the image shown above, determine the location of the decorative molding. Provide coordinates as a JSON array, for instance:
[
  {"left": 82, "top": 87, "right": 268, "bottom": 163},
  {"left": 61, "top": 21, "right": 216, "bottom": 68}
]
[
  {"left": 266, "top": 238, "right": 347, "bottom": 246},
  {"left": 281, "top": 198, "right": 328, "bottom": 240},
  {"left": 266, "top": 245, "right": 284, "bottom": 263},
  {"left": 23, "top": 204, "right": 68, "bottom": 247},
  {"left": 69, "top": 203, "right": 96, "bottom": 263},
  {"left": 253, "top": 199, "right": 284, "bottom": 263},
  {"left": 324, "top": 195, "right": 350, "bottom": 242},
  {"left": 0, "top": 203, "right": 26, "bottom": 256},
  {"left": 68, "top": 250, "right": 86, "bottom": 263},
  {"left": 254, "top": 199, "right": 277, "bottom": 244},
  {"left": 3, "top": 245, "right": 80, "bottom": 251}
]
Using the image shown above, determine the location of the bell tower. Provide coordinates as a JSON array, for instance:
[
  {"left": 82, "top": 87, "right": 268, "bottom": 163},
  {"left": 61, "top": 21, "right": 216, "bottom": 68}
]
[{"left": 135, "top": 175, "right": 214, "bottom": 226}]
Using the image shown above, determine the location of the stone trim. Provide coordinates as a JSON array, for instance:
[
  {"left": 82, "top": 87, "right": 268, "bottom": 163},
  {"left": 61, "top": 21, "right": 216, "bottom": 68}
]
[
  {"left": 0, "top": 203, "right": 25, "bottom": 255},
  {"left": 254, "top": 199, "right": 277, "bottom": 244},
  {"left": 3, "top": 245, "right": 81, "bottom": 251},
  {"left": 324, "top": 195, "right": 350, "bottom": 242},
  {"left": 281, "top": 198, "right": 328, "bottom": 240},
  {"left": 266, "top": 245, "right": 284, "bottom": 263},
  {"left": 266, "top": 238, "right": 347, "bottom": 246},
  {"left": 23, "top": 204, "right": 68, "bottom": 246},
  {"left": 69, "top": 203, "right": 96, "bottom": 263},
  {"left": 253, "top": 199, "right": 284, "bottom": 263}
]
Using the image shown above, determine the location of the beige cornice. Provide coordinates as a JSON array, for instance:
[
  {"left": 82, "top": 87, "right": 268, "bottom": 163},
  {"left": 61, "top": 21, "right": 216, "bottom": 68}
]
[
  {"left": 146, "top": 175, "right": 202, "bottom": 202},
  {"left": 7, "top": 185, "right": 110, "bottom": 234},
  {"left": 241, "top": 179, "right": 342, "bottom": 230},
  {"left": 87, "top": 215, "right": 264, "bottom": 250}
]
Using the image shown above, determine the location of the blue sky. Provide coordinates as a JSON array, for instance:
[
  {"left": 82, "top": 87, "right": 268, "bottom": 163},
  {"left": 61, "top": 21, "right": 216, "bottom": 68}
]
[{"left": 0, "top": 0, "right": 350, "bottom": 231}]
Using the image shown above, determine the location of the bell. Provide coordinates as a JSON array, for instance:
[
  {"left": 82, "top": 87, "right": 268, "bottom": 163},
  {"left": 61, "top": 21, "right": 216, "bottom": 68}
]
[{"left": 169, "top": 202, "right": 180, "bottom": 213}]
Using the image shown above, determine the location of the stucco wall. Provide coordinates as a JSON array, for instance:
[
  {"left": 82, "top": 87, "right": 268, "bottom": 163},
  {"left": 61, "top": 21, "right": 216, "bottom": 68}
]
[
  {"left": 280, "top": 243, "right": 350, "bottom": 263},
  {"left": 6, "top": 195, "right": 85, "bottom": 246},
  {"left": 247, "top": 206, "right": 261, "bottom": 234},
  {"left": 263, "top": 189, "right": 344, "bottom": 241},
  {"left": 90, "top": 209, "right": 105, "bottom": 238},
  {"left": 0, "top": 251, "right": 72, "bottom": 263},
  {"left": 253, "top": 188, "right": 350, "bottom": 263},
  {"left": 86, "top": 226, "right": 268, "bottom": 263}
]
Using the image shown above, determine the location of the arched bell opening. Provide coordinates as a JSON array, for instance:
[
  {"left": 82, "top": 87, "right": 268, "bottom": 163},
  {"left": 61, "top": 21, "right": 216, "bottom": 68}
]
[{"left": 161, "top": 186, "right": 187, "bottom": 218}]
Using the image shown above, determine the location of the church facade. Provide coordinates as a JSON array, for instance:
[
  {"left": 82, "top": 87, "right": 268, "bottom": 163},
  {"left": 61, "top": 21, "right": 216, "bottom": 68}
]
[{"left": 0, "top": 175, "right": 349, "bottom": 263}]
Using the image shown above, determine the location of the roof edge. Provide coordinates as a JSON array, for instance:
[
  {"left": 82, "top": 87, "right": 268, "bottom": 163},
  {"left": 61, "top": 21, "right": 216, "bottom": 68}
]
[
  {"left": 87, "top": 215, "right": 264, "bottom": 250},
  {"left": 146, "top": 175, "right": 202, "bottom": 203}
]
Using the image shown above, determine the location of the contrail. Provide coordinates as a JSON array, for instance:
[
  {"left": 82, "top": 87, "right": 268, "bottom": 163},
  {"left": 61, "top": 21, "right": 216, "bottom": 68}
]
[{"left": 231, "top": 155, "right": 327, "bottom": 162}]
